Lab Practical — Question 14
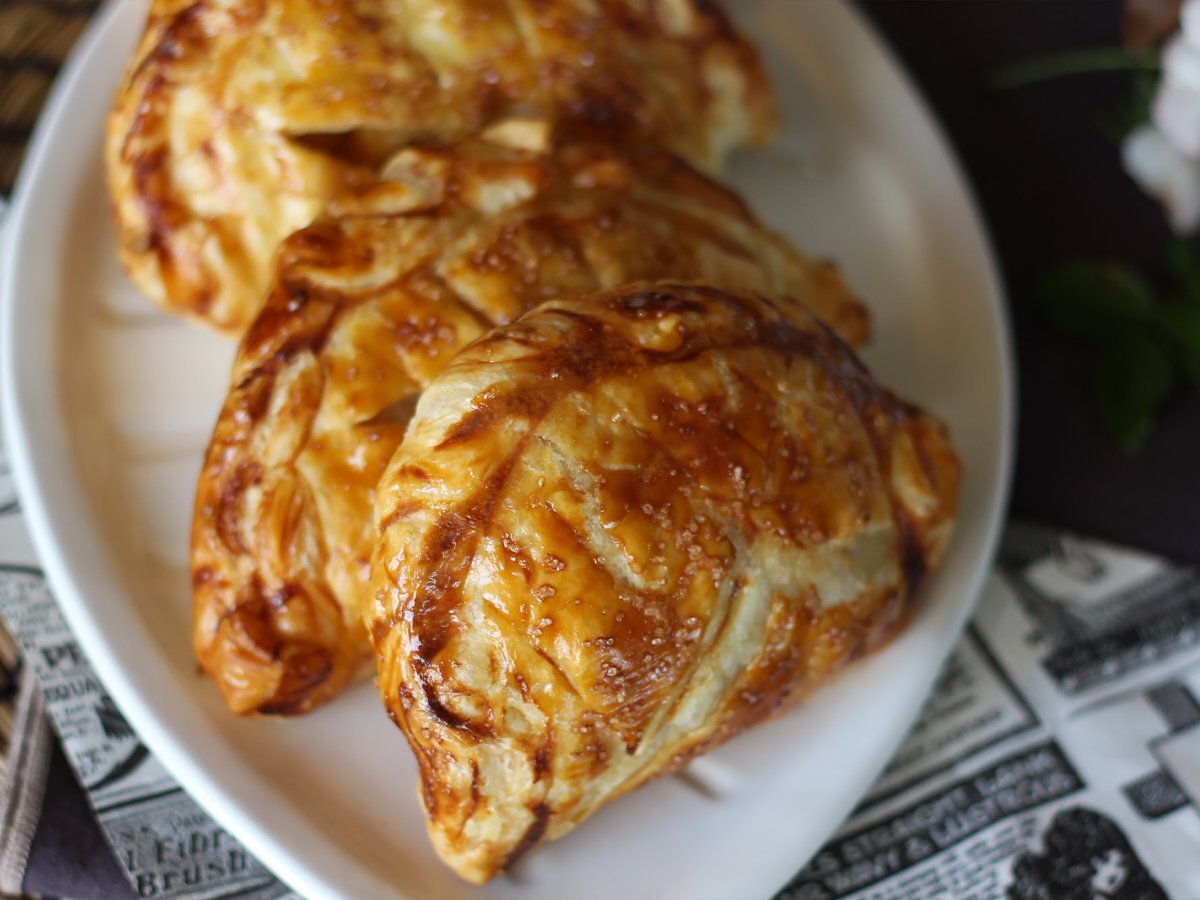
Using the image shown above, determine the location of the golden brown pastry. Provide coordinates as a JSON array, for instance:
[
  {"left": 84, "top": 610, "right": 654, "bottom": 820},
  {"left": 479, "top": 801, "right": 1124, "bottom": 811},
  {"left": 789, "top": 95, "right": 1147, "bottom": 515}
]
[
  {"left": 190, "top": 125, "right": 868, "bottom": 716},
  {"left": 106, "top": 0, "right": 777, "bottom": 334},
  {"left": 369, "top": 283, "right": 960, "bottom": 884}
]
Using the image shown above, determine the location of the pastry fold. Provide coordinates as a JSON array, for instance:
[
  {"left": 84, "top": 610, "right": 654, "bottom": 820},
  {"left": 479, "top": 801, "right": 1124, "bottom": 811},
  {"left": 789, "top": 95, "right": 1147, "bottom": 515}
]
[
  {"left": 370, "top": 283, "right": 960, "bottom": 884},
  {"left": 106, "top": 0, "right": 777, "bottom": 333},
  {"left": 191, "top": 128, "right": 868, "bottom": 716}
]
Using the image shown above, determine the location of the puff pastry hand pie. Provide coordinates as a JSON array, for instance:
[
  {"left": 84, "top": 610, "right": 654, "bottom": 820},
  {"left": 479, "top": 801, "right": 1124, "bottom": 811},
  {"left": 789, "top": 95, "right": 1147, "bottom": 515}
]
[
  {"left": 369, "top": 283, "right": 960, "bottom": 883},
  {"left": 190, "top": 127, "right": 868, "bottom": 716},
  {"left": 106, "top": 0, "right": 776, "bottom": 334}
]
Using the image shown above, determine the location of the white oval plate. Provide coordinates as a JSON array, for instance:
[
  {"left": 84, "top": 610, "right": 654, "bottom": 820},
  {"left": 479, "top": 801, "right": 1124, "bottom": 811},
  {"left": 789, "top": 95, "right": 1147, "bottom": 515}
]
[{"left": 1, "top": 2, "right": 1013, "bottom": 898}]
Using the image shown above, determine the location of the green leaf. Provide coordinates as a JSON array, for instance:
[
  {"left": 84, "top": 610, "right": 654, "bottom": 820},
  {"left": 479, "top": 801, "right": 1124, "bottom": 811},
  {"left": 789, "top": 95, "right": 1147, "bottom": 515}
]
[
  {"left": 1166, "top": 239, "right": 1200, "bottom": 305},
  {"left": 986, "top": 46, "right": 1160, "bottom": 92},
  {"left": 1038, "top": 260, "right": 1157, "bottom": 345},
  {"left": 1092, "top": 329, "right": 1176, "bottom": 452},
  {"left": 1158, "top": 302, "right": 1200, "bottom": 386}
]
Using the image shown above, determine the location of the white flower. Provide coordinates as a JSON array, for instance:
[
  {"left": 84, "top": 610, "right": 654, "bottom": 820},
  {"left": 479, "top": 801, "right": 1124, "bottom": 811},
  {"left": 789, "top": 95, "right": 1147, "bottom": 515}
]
[
  {"left": 1182, "top": 0, "right": 1200, "bottom": 44},
  {"left": 1153, "top": 34, "right": 1200, "bottom": 157},
  {"left": 1163, "top": 28, "right": 1200, "bottom": 91},
  {"left": 1122, "top": 0, "right": 1200, "bottom": 231},
  {"left": 1122, "top": 123, "right": 1200, "bottom": 231}
]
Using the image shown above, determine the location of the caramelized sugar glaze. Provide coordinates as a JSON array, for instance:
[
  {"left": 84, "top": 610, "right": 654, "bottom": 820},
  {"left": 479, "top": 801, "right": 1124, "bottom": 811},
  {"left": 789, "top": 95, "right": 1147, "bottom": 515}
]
[
  {"left": 191, "top": 130, "right": 869, "bottom": 715},
  {"left": 107, "top": 0, "right": 777, "bottom": 333},
  {"left": 371, "top": 284, "right": 959, "bottom": 883}
]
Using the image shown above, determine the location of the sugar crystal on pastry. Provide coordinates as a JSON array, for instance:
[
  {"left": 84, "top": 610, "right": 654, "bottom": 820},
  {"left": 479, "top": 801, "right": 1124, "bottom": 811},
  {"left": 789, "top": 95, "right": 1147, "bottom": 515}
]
[{"left": 370, "top": 283, "right": 959, "bottom": 883}]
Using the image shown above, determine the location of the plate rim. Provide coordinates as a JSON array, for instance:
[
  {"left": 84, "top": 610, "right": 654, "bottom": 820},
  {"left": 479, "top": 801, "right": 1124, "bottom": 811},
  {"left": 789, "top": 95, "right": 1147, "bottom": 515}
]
[{"left": 0, "top": 1, "right": 1016, "bottom": 898}]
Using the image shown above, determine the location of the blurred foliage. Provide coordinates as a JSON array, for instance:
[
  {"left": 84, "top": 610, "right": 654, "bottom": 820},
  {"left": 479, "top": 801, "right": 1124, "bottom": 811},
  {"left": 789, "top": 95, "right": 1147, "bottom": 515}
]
[{"left": 1038, "top": 242, "right": 1200, "bottom": 450}]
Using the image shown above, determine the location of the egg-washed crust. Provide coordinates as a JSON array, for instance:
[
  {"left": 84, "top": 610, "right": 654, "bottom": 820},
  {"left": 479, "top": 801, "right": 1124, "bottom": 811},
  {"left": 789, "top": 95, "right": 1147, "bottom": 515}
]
[
  {"left": 190, "top": 126, "right": 868, "bottom": 717},
  {"left": 106, "top": 0, "right": 778, "bottom": 335},
  {"left": 370, "top": 283, "right": 960, "bottom": 884}
]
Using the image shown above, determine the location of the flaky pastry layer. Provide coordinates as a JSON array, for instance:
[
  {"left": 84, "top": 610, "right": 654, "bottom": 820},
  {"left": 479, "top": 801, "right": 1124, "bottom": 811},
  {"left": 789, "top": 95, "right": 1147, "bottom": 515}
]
[
  {"left": 371, "top": 283, "right": 959, "bottom": 882},
  {"left": 191, "top": 128, "right": 868, "bottom": 716},
  {"left": 107, "top": 0, "right": 778, "bottom": 333}
]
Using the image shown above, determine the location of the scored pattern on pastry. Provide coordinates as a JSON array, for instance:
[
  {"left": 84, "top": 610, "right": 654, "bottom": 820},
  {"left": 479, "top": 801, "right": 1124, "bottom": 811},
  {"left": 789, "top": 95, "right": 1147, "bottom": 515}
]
[
  {"left": 190, "top": 126, "right": 869, "bottom": 717},
  {"left": 369, "top": 283, "right": 960, "bottom": 884},
  {"left": 106, "top": 0, "right": 778, "bottom": 334}
]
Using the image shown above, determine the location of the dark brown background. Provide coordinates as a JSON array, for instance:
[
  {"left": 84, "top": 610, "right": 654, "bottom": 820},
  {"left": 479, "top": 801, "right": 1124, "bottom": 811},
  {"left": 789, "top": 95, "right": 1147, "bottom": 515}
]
[{"left": 862, "top": 0, "right": 1200, "bottom": 564}]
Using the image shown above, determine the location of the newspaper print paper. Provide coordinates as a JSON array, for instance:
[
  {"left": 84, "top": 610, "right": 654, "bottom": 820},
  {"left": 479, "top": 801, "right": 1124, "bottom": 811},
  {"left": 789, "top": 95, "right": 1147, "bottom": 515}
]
[
  {"left": 0, "top": 433, "right": 297, "bottom": 900},
  {"left": 779, "top": 522, "right": 1200, "bottom": 900}
]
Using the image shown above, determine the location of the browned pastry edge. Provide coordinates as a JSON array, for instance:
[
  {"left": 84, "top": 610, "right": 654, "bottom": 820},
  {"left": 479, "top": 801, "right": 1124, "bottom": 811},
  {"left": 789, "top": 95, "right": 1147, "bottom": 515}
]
[
  {"left": 190, "top": 130, "right": 870, "bottom": 717},
  {"left": 371, "top": 283, "right": 959, "bottom": 881},
  {"left": 106, "top": 0, "right": 779, "bottom": 333}
]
